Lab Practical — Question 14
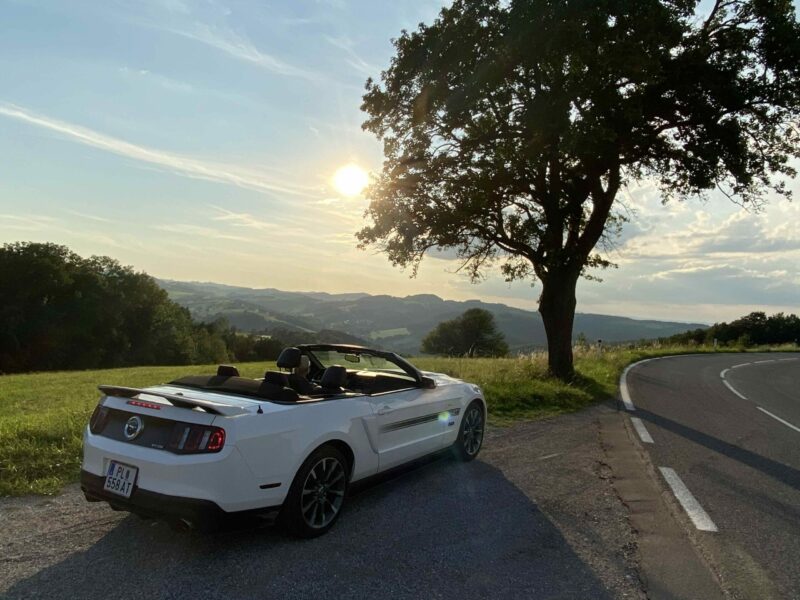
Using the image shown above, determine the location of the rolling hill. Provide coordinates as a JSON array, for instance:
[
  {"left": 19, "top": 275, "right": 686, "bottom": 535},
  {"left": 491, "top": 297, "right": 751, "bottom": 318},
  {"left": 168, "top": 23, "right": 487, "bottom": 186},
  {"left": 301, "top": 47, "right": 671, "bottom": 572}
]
[{"left": 159, "top": 280, "right": 707, "bottom": 354}]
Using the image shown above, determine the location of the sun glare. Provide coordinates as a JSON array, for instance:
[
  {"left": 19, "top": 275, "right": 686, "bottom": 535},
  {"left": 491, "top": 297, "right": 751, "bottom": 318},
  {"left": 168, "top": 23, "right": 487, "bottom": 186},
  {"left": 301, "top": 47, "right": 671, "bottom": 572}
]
[{"left": 333, "top": 164, "right": 369, "bottom": 197}]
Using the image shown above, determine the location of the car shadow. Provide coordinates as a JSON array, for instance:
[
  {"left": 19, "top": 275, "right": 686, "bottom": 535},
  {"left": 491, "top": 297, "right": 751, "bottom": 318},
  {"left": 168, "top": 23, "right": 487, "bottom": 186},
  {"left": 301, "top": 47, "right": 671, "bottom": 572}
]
[
  {"left": 634, "top": 408, "right": 800, "bottom": 490},
  {"left": 6, "top": 456, "right": 614, "bottom": 600}
]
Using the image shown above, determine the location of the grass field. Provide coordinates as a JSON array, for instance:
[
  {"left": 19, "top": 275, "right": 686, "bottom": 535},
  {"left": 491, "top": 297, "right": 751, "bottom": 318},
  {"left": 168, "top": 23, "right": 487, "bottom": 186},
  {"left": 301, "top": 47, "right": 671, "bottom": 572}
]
[{"left": 0, "top": 344, "right": 795, "bottom": 496}]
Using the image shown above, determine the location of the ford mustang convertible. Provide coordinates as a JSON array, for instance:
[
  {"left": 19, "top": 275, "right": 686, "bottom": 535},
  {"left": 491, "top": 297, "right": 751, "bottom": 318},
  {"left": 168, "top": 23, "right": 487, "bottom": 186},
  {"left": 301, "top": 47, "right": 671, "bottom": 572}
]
[{"left": 81, "top": 344, "right": 486, "bottom": 537}]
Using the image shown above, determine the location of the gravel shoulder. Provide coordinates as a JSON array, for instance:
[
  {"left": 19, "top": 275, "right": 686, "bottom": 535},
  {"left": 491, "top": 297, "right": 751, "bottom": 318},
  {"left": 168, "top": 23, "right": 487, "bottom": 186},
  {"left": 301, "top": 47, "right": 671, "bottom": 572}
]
[{"left": 2, "top": 404, "right": 647, "bottom": 599}]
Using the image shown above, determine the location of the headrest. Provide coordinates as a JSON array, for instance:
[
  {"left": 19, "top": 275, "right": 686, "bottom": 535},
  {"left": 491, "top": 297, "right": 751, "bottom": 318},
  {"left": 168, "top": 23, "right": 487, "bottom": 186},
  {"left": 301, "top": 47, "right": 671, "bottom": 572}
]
[
  {"left": 320, "top": 365, "right": 347, "bottom": 389},
  {"left": 263, "top": 371, "right": 289, "bottom": 388},
  {"left": 276, "top": 347, "right": 302, "bottom": 369},
  {"left": 216, "top": 365, "right": 240, "bottom": 377}
]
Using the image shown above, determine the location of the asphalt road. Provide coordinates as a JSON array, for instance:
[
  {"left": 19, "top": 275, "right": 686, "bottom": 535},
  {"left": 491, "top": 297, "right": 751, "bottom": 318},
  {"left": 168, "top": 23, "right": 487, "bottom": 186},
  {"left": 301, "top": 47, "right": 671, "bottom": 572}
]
[
  {"left": 624, "top": 352, "right": 800, "bottom": 599},
  {"left": 0, "top": 404, "right": 644, "bottom": 600}
]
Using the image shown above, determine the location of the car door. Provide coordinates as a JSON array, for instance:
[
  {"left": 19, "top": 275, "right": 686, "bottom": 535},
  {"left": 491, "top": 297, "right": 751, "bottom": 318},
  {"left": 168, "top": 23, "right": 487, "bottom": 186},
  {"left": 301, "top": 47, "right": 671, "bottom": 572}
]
[{"left": 370, "top": 385, "right": 460, "bottom": 471}]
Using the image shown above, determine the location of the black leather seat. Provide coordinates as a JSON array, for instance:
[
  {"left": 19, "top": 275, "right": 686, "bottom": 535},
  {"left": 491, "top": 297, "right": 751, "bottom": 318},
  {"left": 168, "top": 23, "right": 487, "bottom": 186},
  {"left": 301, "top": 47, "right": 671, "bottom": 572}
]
[
  {"left": 319, "top": 365, "right": 347, "bottom": 394},
  {"left": 263, "top": 371, "right": 289, "bottom": 388},
  {"left": 276, "top": 347, "right": 320, "bottom": 395},
  {"left": 216, "top": 365, "right": 240, "bottom": 377},
  {"left": 289, "top": 373, "right": 319, "bottom": 396},
  {"left": 276, "top": 347, "right": 302, "bottom": 370}
]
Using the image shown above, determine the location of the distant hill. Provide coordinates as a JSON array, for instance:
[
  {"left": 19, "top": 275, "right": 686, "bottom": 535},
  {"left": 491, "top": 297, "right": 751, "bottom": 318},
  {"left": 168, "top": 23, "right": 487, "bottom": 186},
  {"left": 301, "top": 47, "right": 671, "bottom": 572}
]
[{"left": 159, "top": 280, "right": 707, "bottom": 354}]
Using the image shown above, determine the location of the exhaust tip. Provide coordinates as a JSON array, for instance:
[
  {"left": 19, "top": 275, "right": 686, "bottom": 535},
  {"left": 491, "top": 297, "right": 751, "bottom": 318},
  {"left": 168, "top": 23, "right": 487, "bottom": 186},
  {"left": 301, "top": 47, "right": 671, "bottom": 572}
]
[{"left": 168, "top": 518, "right": 194, "bottom": 532}]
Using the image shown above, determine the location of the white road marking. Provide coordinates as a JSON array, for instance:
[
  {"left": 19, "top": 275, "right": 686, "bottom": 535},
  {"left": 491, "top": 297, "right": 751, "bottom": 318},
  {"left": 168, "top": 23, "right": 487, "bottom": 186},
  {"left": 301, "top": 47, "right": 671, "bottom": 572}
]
[
  {"left": 731, "top": 363, "right": 750, "bottom": 369},
  {"left": 620, "top": 356, "right": 672, "bottom": 411},
  {"left": 620, "top": 363, "right": 638, "bottom": 411},
  {"left": 658, "top": 467, "right": 718, "bottom": 532},
  {"left": 756, "top": 407, "right": 800, "bottom": 434},
  {"left": 631, "top": 417, "right": 654, "bottom": 444},
  {"left": 721, "top": 378, "right": 748, "bottom": 400},
  {"left": 753, "top": 359, "right": 775, "bottom": 364},
  {"left": 719, "top": 367, "right": 747, "bottom": 400}
]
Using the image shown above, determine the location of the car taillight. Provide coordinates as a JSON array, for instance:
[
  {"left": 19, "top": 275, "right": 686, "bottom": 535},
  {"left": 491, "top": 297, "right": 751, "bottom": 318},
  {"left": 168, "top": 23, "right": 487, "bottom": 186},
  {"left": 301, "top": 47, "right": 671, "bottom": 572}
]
[
  {"left": 89, "top": 405, "right": 110, "bottom": 434},
  {"left": 167, "top": 424, "right": 226, "bottom": 454}
]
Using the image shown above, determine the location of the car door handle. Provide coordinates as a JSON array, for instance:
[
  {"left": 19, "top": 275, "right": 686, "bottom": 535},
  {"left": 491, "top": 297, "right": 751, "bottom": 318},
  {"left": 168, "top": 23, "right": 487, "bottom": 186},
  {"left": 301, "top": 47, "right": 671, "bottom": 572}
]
[{"left": 377, "top": 405, "right": 393, "bottom": 415}]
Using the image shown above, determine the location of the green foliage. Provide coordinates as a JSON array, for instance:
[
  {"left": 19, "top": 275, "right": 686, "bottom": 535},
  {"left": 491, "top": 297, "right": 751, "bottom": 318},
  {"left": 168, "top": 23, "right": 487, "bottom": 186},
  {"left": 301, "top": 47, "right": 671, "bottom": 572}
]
[
  {"left": 0, "top": 242, "right": 248, "bottom": 373},
  {"left": 664, "top": 311, "right": 800, "bottom": 347},
  {"left": 358, "top": 0, "right": 800, "bottom": 377},
  {"left": 421, "top": 308, "right": 509, "bottom": 357}
]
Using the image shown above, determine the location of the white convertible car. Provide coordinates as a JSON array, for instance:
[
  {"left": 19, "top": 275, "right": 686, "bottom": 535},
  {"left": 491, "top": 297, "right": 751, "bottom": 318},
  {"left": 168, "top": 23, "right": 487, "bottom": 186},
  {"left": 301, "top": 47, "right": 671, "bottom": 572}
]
[{"left": 81, "top": 344, "right": 486, "bottom": 537}]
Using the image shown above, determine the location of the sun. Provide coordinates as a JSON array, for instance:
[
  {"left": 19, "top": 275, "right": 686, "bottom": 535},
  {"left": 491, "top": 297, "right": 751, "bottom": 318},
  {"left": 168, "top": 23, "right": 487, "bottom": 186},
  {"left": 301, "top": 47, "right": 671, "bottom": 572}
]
[{"left": 333, "top": 164, "right": 369, "bottom": 197}]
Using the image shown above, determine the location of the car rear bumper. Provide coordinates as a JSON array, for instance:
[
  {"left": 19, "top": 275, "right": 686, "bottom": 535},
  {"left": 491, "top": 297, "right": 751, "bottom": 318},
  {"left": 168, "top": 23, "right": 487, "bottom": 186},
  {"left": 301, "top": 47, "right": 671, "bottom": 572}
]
[
  {"left": 80, "top": 470, "right": 280, "bottom": 527},
  {"left": 82, "top": 427, "right": 289, "bottom": 514},
  {"left": 80, "top": 470, "right": 225, "bottom": 525}
]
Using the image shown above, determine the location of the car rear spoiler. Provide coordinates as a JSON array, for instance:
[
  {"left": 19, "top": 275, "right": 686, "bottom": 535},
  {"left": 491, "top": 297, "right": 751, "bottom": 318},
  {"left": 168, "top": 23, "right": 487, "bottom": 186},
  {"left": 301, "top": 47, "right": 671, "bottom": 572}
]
[{"left": 98, "top": 385, "right": 248, "bottom": 416}]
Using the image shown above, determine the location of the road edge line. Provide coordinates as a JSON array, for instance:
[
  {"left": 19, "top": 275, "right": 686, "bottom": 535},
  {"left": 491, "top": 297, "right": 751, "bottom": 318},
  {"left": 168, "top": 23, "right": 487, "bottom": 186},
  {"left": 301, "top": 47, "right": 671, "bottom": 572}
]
[
  {"left": 658, "top": 467, "right": 718, "bottom": 533},
  {"left": 630, "top": 417, "right": 654, "bottom": 444}
]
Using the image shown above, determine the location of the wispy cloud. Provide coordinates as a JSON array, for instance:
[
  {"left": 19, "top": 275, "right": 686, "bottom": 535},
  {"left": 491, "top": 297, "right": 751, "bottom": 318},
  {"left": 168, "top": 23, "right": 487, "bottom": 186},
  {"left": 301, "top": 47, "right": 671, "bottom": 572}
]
[
  {"left": 157, "top": 23, "right": 322, "bottom": 81},
  {"left": 153, "top": 223, "right": 251, "bottom": 242},
  {"left": 210, "top": 205, "right": 311, "bottom": 237},
  {"left": 325, "top": 35, "right": 380, "bottom": 76},
  {"left": 0, "top": 103, "right": 321, "bottom": 198},
  {"left": 118, "top": 66, "right": 195, "bottom": 94},
  {"left": 64, "top": 209, "right": 113, "bottom": 223},
  {"left": 0, "top": 214, "right": 56, "bottom": 231}
]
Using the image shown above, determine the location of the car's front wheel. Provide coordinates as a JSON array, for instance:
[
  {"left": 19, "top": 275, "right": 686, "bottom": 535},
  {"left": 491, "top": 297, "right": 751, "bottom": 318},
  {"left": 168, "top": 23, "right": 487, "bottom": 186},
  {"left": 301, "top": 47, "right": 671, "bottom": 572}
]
[
  {"left": 452, "top": 401, "right": 485, "bottom": 461},
  {"left": 281, "top": 445, "right": 349, "bottom": 538}
]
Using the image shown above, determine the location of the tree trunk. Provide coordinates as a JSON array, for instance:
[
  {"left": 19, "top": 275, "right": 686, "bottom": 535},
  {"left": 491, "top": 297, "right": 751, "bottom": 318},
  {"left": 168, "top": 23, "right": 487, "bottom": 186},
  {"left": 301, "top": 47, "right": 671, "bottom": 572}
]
[{"left": 538, "top": 269, "right": 580, "bottom": 380}]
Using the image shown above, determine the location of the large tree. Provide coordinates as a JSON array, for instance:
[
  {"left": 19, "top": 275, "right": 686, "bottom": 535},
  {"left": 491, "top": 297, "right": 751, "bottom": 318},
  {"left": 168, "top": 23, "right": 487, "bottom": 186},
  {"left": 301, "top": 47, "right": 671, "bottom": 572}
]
[{"left": 358, "top": 0, "right": 800, "bottom": 378}]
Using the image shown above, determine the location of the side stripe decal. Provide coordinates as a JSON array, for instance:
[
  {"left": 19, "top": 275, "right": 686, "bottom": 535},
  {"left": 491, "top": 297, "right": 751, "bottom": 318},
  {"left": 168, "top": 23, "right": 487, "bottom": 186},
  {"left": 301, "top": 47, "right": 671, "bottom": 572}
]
[{"left": 380, "top": 411, "right": 445, "bottom": 433}]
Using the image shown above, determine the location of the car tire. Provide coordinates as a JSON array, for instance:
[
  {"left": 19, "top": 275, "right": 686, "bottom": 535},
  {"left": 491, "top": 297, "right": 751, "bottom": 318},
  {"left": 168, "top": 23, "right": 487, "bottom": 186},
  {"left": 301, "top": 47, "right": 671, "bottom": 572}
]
[
  {"left": 281, "top": 444, "right": 349, "bottom": 538},
  {"left": 452, "top": 401, "right": 485, "bottom": 462}
]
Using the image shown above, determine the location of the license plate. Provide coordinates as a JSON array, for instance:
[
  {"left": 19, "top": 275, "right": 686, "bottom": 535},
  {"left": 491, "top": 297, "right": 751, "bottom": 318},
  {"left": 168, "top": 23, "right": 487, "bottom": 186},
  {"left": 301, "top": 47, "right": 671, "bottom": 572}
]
[{"left": 103, "top": 461, "right": 138, "bottom": 498}]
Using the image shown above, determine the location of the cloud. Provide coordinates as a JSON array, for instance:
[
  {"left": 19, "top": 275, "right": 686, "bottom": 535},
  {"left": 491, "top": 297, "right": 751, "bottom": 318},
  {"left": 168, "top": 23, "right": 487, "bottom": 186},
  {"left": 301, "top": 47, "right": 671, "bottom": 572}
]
[
  {"left": 153, "top": 223, "right": 251, "bottom": 242},
  {"left": 118, "top": 66, "right": 195, "bottom": 94},
  {"left": 619, "top": 203, "right": 800, "bottom": 261},
  {"left": 0, "top": 103, "right": 321, "bottom": 198},
  {"left": 64, "top": 209, "right": 113, "bottom": 223},
  {"left": 156, "top": 23, "right": 323, "bottom": 81},
  {"left": 325, "top": 35, "right": 380, "bottom": 76},
  {"left": 0, "top": 214, "right": 56, "bottom": 231}
]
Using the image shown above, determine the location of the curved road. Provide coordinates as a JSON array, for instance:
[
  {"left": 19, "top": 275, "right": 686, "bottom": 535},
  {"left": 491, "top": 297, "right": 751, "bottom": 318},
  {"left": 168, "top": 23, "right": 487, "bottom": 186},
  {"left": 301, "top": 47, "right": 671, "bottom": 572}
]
[{"left": 624, "top": 352, "right": 800, "bottom": 599}]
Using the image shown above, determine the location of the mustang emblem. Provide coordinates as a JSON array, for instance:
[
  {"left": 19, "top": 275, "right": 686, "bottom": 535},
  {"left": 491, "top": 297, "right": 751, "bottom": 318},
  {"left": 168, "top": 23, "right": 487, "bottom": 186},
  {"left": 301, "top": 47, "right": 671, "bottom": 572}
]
[{"left": 124, "top": 416, "right": 144, "bottom": 440}]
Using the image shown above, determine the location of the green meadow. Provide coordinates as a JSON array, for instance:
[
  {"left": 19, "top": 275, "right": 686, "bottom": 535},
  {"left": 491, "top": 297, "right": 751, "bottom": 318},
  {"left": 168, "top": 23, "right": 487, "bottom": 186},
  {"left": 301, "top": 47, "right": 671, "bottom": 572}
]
[{"left": 1, "top": 345, "right": 795, "bottom": 496}]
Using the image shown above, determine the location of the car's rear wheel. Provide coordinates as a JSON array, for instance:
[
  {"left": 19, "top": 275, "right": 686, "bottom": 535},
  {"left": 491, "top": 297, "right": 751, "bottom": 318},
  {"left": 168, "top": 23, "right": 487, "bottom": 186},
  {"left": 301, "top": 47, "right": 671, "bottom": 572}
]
[
  {"left": 281, "top": 445, "right": 348, "bottom": 538},
  {"left": 452, "top": 401, "right": 485, "bottom": 461}
]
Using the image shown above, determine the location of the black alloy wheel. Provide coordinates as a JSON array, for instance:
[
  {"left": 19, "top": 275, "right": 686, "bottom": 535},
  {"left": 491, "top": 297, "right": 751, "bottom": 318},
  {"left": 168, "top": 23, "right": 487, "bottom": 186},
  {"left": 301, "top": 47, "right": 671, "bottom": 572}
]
[
  {"left": 282, "top": 445, "right": 349, "bottom": 538},
  {"left": 452, "top": 401, "right": 484, "bottom": 461}
]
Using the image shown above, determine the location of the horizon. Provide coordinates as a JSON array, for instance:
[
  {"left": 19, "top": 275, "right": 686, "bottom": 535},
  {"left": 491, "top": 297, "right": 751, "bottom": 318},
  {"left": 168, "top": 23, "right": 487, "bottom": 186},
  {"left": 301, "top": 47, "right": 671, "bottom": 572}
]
[
  {"left": 2, "top": 0, "right": 799, "bottom": 324},
  {"left": 159, "top": 276, "right": 713, "bottom": 326}
]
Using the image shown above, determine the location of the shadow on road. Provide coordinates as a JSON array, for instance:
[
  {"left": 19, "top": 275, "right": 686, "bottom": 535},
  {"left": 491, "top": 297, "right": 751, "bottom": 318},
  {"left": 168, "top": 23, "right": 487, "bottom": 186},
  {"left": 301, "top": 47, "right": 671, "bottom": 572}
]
[
  {"left": 635, "top": 408, "right": 800, "bottom": 490},
  {"left": 6, "top": 456, "right": 613, "bottom": 600}
]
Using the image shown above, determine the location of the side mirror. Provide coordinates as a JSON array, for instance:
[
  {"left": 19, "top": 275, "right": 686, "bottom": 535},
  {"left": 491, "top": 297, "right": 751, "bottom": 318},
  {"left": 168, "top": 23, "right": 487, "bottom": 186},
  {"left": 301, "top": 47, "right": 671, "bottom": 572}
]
[
  {"left": 420, "top": 376, "right": 436, "bottom": 389},
  {"left": 344, "top": 354, "right": 361, "bottom": 363}
]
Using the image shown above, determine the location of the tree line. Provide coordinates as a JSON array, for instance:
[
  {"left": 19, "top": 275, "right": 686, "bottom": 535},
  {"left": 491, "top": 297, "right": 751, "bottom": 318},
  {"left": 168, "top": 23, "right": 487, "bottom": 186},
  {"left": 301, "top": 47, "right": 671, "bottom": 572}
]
[
  {"left": 0, "top": 242, "right": 283, "bottom": 374},
  {"left": 663, "top": 312, "right": 800, "bottom": 348}
]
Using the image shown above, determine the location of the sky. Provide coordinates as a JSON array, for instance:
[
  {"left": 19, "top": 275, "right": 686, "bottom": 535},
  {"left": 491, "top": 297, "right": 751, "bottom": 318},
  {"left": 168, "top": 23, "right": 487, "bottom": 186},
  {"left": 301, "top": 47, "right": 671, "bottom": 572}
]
[{"left": 1, "top": 0, "right": 798, "bottom": 325}]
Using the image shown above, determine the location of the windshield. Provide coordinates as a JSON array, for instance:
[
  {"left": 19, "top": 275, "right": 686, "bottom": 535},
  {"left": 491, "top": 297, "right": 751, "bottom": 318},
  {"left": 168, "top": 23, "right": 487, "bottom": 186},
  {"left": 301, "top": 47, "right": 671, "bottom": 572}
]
[{"left": 308, "top": 349, "right": 413, "bottom": 379}]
